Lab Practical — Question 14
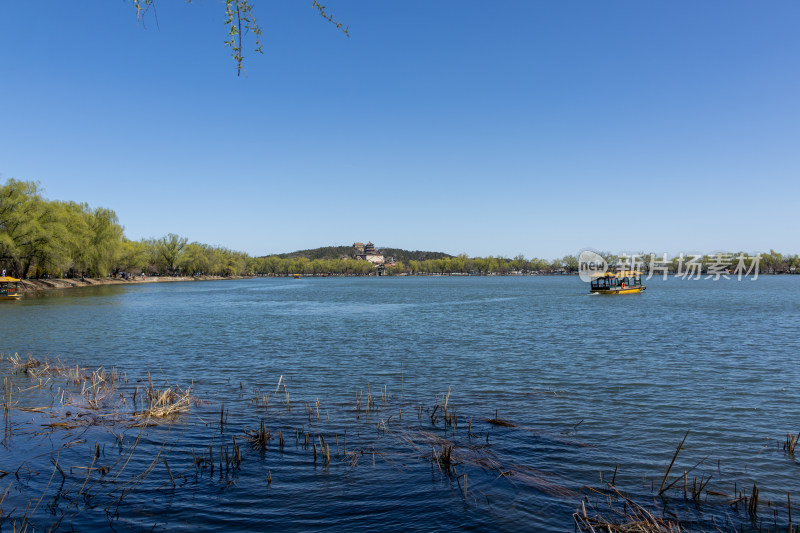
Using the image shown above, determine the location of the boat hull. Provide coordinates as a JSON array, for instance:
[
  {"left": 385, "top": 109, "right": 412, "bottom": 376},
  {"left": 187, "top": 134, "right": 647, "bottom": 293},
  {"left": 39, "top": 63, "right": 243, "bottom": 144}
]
[{"left": 590, "top": 286, "right": 646, "bottom": 295}]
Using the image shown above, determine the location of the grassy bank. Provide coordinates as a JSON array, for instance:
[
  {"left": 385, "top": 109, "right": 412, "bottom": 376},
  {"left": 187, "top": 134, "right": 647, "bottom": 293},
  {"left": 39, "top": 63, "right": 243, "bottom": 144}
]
[{"left": 15, "top": 275, "right": 249, "bottom": 293}]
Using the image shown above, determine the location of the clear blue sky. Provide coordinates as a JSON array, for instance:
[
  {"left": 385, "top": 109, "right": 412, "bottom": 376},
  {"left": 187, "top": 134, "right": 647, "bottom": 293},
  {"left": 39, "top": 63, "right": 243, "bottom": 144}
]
[{"left": 1, "top": 1, "right": 798, "bottom": 259}]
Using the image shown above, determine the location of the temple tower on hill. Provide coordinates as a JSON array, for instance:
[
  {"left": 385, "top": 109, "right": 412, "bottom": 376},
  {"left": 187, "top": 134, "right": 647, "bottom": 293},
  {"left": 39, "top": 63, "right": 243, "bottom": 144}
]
[{"left": 354, "top": 241, "right": 385, "bottom": 265}]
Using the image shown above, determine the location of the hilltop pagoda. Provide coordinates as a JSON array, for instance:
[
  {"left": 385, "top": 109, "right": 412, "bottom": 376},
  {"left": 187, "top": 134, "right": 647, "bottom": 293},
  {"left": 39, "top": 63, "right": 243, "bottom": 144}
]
[{"left": 354, "top": 241, "right": 385, "bottom": 265}]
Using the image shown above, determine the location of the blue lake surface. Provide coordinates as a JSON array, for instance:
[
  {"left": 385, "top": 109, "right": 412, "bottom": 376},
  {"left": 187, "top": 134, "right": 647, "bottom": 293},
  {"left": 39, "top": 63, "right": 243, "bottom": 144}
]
[{"left": 1, "top": 275, "right": 798, "bottom": 531}]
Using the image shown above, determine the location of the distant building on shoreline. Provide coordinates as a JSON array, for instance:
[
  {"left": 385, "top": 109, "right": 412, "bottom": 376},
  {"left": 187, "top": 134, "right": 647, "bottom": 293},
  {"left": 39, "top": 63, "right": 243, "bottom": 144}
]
[{"left": 354, "top": 241, "right": 385, "bottom": 265}]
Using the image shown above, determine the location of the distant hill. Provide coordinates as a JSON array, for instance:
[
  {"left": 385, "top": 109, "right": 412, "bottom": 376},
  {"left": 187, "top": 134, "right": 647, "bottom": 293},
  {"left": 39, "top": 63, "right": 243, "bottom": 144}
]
[
  {"left": 272, "top": 246, "right": 354, "bottom": 260},
  {"left": 377, "top": 248, "right": 452, "bottom": 263},
  {"left": 268, "top": 245, "right": 453, "bottom": 263}
]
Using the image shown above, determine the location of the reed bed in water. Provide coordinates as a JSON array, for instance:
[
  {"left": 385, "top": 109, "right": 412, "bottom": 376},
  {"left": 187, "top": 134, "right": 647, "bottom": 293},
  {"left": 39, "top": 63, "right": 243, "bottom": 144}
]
[
  {"left": 0, "top": 352, "right": 583, "bottom": 528},
  {"left": 1, "top": 352, "right": 798, "bottom": 532},
  {"left": 574, "top": 432, "right": 800, "bottom": 533},
  {"left": 574, "top": 484, "right": 684, "bottom": 532}
]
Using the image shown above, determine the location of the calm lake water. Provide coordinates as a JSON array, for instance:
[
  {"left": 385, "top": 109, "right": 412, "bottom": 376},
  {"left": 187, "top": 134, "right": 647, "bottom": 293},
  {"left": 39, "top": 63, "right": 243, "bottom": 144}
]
[{"left": 1, "top": 276, "right": 799, "bottom": 531}]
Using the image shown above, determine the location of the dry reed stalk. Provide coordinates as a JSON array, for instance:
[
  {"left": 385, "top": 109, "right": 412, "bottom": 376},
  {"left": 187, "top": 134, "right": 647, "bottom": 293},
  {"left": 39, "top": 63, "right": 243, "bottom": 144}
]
[
  {"left": 748, "top": 483, "right": 759, "bottom": 517},
  {"left": 137, "top": 386, "right": 192, "bottom": 419},
  {"left": 7, "top": 353, "right": 42, "bottom": 374},
  {"left": 2, "top": 377, "right": 14, "bottom": 414},
  {"left": 689, "top": 473, "right": 712, "bottom": 502},
  {"left": 485, "top": 416, "right": 515, "bottom": 427},
  {"left": 104, "top": 422, "right": 183, "bottom": 505},
  {"left": 247, "top": 419, "right": 272, "bottom": 449},
  {"left": 785, "top": 432, "right": 800, "bottom": 455},
  {"left": 18, "top": 406, "right": 50, "bottom": 413},
  {"left": 575, "top": 484, "right": 684, "bottom": 532},
  {"left": 393, "top": 420, "right": 575, "bottom": 498},
  {"left": 164, "top": 458, "right": 175, "bottom": 487},
  {"left": 658, "top": 431, "right": 689, "bottom": 495}
]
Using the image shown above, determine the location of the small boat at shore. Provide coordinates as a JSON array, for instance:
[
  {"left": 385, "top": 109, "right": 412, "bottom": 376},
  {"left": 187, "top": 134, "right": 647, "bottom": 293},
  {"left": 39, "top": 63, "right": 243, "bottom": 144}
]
[
  {"left": 590, "top": 270, "right": 646, "bottom": 295},
  {"left": 0, "top": 276, "right": 21, "bottom": 300}
]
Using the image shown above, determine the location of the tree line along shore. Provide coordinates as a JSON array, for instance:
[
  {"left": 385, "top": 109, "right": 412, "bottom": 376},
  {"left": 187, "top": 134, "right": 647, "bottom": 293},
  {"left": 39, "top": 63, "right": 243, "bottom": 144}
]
[{"left": 1, "top": 179, "right": 798, "bottom": 281}]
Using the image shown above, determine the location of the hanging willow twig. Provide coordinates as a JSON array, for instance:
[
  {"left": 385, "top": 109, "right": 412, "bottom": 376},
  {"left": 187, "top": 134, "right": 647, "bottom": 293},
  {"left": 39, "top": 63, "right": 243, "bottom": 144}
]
[
  {"left": 223, "top": 0, "right": 263, "bottom": 76},
  {"left": 132, "top": 1, "right": 348, "bottom": 76},
  {"left": 312, "top": 1, "right": 350, "bottom": 37}
]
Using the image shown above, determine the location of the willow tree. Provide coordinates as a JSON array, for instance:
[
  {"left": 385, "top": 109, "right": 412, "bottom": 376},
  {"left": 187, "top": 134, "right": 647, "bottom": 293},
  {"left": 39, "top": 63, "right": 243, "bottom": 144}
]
[
  {"left": 86, "top": 207, "right": 124, "bottom": 276},
  {"left": 0, "top": 180, "right": 62, "bottom": 278},
  {"left": 178, "top": 243, "right": 211, "bottom": 275},
  {"left": 117, "top": 238, "right": 150, "bottom": 274},
  {"left": 56, "top": 201, "right": 93, "bottom": 277},
  {"left": 157, "top": 234, "right": 189, "bottom": 275},
  {"left": 54, "top": 202, "right": 124, "bottom": 277}
]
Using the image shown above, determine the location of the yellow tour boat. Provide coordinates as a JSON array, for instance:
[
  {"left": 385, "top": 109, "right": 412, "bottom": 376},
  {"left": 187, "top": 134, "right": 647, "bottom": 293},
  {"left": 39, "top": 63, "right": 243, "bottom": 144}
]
[
  {"left": 590, "top": 270, "right": 646, "bottom": 295},
  {"left": 0, "top": 276, "right": 21, "bottom": 300}
]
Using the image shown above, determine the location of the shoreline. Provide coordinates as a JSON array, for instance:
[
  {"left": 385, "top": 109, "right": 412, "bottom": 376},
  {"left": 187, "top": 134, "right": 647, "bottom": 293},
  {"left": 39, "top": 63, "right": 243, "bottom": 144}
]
[{"left": 15, "top": 275, "right": 248, "bottom": 293}]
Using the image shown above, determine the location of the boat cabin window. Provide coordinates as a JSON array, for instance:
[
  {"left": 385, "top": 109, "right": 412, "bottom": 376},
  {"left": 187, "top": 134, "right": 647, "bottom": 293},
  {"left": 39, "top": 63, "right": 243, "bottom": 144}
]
[{"left": 592, "top": 276, "right": 621, "bottom": 289}]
